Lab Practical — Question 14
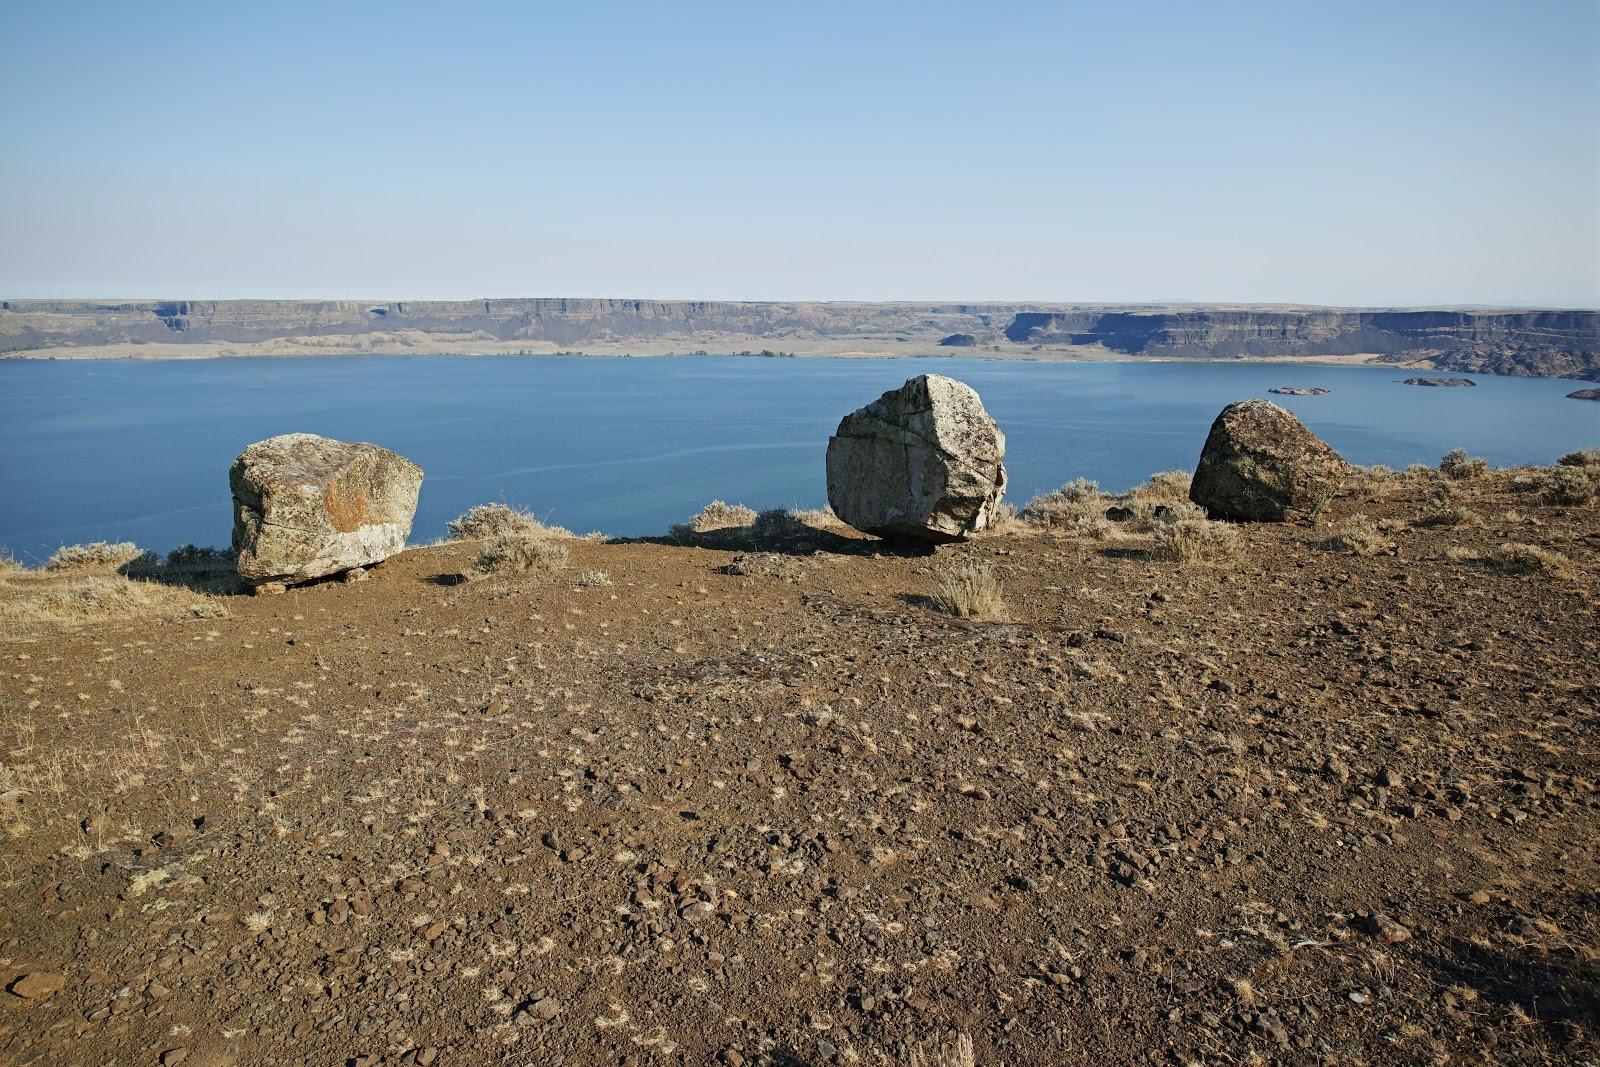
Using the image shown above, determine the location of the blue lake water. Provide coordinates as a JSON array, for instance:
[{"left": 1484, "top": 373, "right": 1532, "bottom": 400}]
[{"left": 0, "top": 355, "right": 1595, "bottom": 563}]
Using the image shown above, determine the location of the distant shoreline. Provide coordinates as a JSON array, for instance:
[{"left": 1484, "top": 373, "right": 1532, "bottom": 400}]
[{"left": 0, "top": 342, "right": 1413, "bottom": 369}]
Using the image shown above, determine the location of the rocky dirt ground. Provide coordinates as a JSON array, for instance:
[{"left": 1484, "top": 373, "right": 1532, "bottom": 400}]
[{"left": 0, "top": 464, "right": 1596, "bottom": 1067}]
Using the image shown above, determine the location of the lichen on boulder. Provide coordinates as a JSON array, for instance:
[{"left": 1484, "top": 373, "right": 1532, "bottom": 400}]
[
  {"left": 230, "top": 433, "right": 423, "bottom": 586},
  {"left": 1189, "top": 400, "right": 1347, "bottom": 522},
  {"left": 825, "top": 374, "right": 1007, "bottom": 543}
]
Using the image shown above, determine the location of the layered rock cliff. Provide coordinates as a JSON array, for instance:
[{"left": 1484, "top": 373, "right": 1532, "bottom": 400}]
[{"left": 2, "top": 299, "right": 1596, "bottom": 379}]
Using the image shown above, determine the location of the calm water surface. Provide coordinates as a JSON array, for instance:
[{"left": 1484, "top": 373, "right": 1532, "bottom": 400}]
[{"left": 1, "top": 355, "right": 1595, "bottom": 562}]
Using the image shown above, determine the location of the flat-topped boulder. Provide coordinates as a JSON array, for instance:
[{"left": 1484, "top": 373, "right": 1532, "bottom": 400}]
[
  {"left": 826, "top": 374, "right": 1007, "bottom": 543},
  {"left": 1189, "top": 400, "right": 1347, "bottom": 522},
  {"left": 230, "top": 433, "right": 423, "bottom": 587}
]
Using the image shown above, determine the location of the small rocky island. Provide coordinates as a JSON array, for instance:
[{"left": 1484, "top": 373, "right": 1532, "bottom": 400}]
[
  {"left": 1400, "top": 376, "right": 1477, "bottom": 387},
  {"left": 1267, "top": 386, "right": 1331, "bottom": 396},
  {"left": 937, "top": 332, "right": 979, "bottom": 347},
  {"left": 1567, "top": 386, "right": 1600, "bottom": 401}
]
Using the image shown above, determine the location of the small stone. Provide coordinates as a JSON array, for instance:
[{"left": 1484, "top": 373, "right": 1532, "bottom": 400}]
[
  {"left": 1370, "top": 911, "right": 1412, "bottom": 943},
  {"left": 160, "top": 1048, "right": 189, "bottom": 1066},
  {"left": 1253, "top": 1013, "right": 1290, "bottom": 1045},
  {"left": 8, "top": 972, "right": 65, "bottom": 1001},
  {"left": 1377, "top": 767, "right": 1403, "bottom": 789},
  {"left": 419, "top": 921, "right": 448, "bottom": 942}
]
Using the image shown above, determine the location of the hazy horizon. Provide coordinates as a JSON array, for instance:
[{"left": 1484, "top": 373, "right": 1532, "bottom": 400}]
[
  {"left": 3, "top": 1, "right": 1597, "bottom": 306},
  {"left": 6, "top": 295, "right": 1599, "bottom": 311}
]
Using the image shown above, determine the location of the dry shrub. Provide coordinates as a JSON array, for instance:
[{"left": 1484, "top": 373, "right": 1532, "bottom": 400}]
[
  {"left": 577, "top": 569, "right": 612, "bottom": 587},
  {"left": 1066, "top": 516, "right": 1118, "bottom": 540},
  {"left": 1128, "top": 469, "right": 1193, "bottom": 503},
  {"left": 1439, "top": 448, "right": 1488, "bottom": 481},
  {"left": 1542, "top": 466, "right": 1595, "bottom": 506},
  {"left": 1427, "top": 505, "right": 1486, "bottom": 528},
  {"left": 470, "top": 535, "right": 569, "bottom": 577},
  {"left": 1151, "top": 516, "right": 1240, "bottom": 564},
  {"left": 1557, "top": 448, "right": 1600, "bottom": 468},
  {"left": 0, "top": 550, "right": 23, "bottom": 576},
  {"left": 933, "top": 563, "right": 1005, "bottom": 620},
  {"left": 1126, "top": 500, "right": 1205, "bottom": 533},
  {"left": 1323, "top": 514, "right": 1393, "bottom": 556},
  {"left": 671, "top": 500, "right": 757, "bottom": 540},
  {"left": 447, "top": 503, "right": 576, "bottom": 541},
  {"left": 1484, "top": 543, "right": 1575, "bottom": 579},
  {"left": 45, "top": 541, "right": 147, "bottom": 571},
  {"left": 1020, "top": 478, "right": 1104, "bottom": 528},
  {"left": 751, "top": 508, "right": 811, "bottom": 541}
]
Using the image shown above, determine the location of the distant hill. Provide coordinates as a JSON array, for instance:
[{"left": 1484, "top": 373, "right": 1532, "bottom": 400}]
[{"left": 2, "top": 298, "right": 1596, "bottom": 379}]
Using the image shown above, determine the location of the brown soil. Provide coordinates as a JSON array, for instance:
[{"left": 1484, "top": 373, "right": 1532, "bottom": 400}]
[{"left": 1, "top": 470, "right": 1596, "bottom": 1066}]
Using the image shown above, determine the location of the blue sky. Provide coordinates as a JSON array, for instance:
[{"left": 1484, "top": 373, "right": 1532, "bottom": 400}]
[{"left": 2, "top": 1, "right": 1596, "bottom": 305}]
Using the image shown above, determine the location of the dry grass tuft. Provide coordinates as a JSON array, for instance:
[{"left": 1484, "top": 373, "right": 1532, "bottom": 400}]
[
  {"left": 577, "top": 569, "right": 612, "bottom": 587},
  {"left": 906, "top": 1033, "right": 976, "bottom": 1067},
  {"left": 1439, "top": 448, "right": 1488, "bottom": 481},
  {"left": 1483, "top": 543, "right": 1575, "bottom": 579},
  {"left": 790, "top": 504, "right": 840, "bottom": 527},
  {"left": 470, "top": 535, "right": 570, "bottom": 577},
  {"left": 45, "top": 541, "right": 148, "bottom": 571},
  {"left": 447, "top": 503, "right": 579, "bottom": 541},
  {"left": 1151, "top": 516, "right": 1241, "bottom": 564},
  {"left": 933, "top": 563, "right": 1005, "bottom": 620},
  {"left": 1322, "top": 514, "right": 1394, "bottom": 556},
  {"left": 671, "top": 500, "right": 757, "bottom": 541}
]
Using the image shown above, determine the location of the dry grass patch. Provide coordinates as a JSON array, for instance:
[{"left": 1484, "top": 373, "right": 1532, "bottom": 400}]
[
  {"left": 470, "top": 535, "right": 570, "bottom": 577},
  {"left": 1130, "top": 469, "right": 1193, "bottom": 502},
  {"left": 0, "top": 571, "right": 228, "bottom": 639},
  {"left": 447, "top": 503, "right": 582, "bottom": 541},
  {"left": 45, "top": 541, "right": 147, "bottom": 571},
  {"left": 1150, "top": 515, "right": 1241, "bottom": 564},
  {"left": 1450, "top": 542, "right": 1576, "bottom": 580},
  {"left": 933, "top": 563, "right": 1005, "bottom": 620},
  {"left": 671, "top": 500, "right": 757, "bottom": 540},
  {"left": 1558, "top": 448, "right": 1600, "bottom": 468},
  {"left": 1484, "top": 543, "right": 1576, "bottom": 579},
  {"left": 576, "top": 569, "right": 612, "bottom": 588}
]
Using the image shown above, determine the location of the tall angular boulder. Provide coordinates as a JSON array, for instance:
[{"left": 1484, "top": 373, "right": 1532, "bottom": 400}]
[
  {"left": 1189, "top": 400, "right": 1347, "bottom": 521},
  {"left": 826, "top": 374, "right": 1007, "bottom": 543},
  {"left": 231, "top": 433, "right": 423, "bottom": 586}
]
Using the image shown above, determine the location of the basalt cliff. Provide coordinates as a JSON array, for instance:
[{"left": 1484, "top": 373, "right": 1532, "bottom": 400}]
[{"left": 2, "top": 298, "right": 1596, "bottom": 379}]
